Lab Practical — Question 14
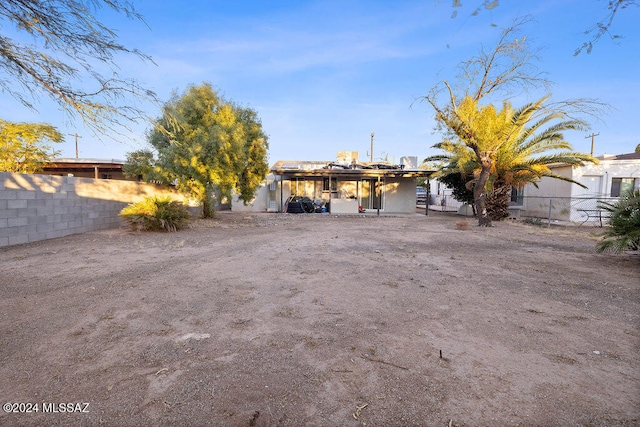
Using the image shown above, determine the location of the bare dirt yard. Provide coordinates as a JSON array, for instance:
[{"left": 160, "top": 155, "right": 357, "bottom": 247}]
[{"left": 0, "top": 211, "right": 638, "bottom": 426}]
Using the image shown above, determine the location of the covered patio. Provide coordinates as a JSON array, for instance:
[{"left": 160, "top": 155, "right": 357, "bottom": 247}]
[{"left": 270, "top": 160, "right": 434, "bottom": 214}]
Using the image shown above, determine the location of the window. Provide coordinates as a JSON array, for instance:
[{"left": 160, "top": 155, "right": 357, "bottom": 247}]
[
  {"left": 510, "top": 187, "right": 524, "bottom": 205},
  {"left": 290, "top": 178, "right": 305, "bottom": 195},
  {"left": 323, "top": 177, "right": 337, "bottom": 192},
  {"left": 101, "top": 173, "right": 112, "bottom": 179},
  {"left": 611, "top": 178, "right": 636, "bottom": 197}
]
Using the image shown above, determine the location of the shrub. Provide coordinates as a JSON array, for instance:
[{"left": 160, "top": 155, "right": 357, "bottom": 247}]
[
  {"left": 523, "top": 217, "right": 544, "bottom": 227},
  {"left": 119, "top": 196, "right": 190, "bottom": 232},
  {"left": 596, "top": 189, "right": 640, "bottom": 254}
]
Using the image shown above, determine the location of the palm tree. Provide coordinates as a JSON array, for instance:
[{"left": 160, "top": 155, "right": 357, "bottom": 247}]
[
  {"left": 596, "top": 189, "right": 640, "bottom": 253},
  {"left": 427, "top": 95, "right": 597, "bottom": 223}
]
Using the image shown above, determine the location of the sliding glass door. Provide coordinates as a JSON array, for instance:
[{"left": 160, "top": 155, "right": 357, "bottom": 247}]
[{"left": 360, "top": 178, "right": 384, "bottom": 210}]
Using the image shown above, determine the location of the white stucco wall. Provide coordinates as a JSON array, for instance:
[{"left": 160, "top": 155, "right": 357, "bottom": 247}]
[
  {"left": 521, "top": 157, "right": 640, "bottom": 221},
  {"left": 570, "top": 158, "right": 640, "bottom": 197},
  {"left": 383, "top": 177, "right": 417, "bottom": 213},
  {"left": 524, "top": 159, "right": 640, "bottom": 199},
  {"left": 230, "top": 180, "right": 269, "bottom": 212}
]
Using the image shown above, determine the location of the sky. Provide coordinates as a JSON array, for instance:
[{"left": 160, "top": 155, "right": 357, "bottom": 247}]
[{"left": 2, "top": 0, "right": 639, "bottom": 165}]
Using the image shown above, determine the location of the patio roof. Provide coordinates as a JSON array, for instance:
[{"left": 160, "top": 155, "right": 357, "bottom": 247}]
[
  {"left": 41, "top": 158, "right": 125, "bottom": 173},
  {"left": 271, "top": 160, "right": 435, "bottom": 178}
]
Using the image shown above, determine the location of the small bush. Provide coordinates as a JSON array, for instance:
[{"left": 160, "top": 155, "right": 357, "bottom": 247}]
[
  {"left": 523, "top": 217, "right": 544, "bottom": 226},
  {"left": 119, "top": 196, "right": 190, "bottom": 232}
]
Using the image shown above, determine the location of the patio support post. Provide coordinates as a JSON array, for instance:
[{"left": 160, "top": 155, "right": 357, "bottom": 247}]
[
  {"left": 426, "top": 178, "right": 429, "bottom": 216},
  {"left": 280, "top": 175, "right": 283, "bottom": 212},
  {"left": 376, "top": 174, "right": 380, "bottom": 216},
  {"left": 329, "top": 172, "right": 332, "bottom": 212}
]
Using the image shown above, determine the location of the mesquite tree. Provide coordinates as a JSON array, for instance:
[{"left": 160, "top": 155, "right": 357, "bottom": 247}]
[
  {"left": 146, "top": 83, "right": 269, "bottom": 218},
  {"left": 0, "top": 120, "right": 63, "bottom": 173},
  {"left": 0, "top": 0, "right": 156, "bottom": 136}
]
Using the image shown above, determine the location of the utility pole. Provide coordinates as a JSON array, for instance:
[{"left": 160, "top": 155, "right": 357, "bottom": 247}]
[
  {"left": 585, "top": 132, "right": 599, "bottom": 156},
  {"left": 68, "top": 133, "right": 82, "bottom": 158},
  {"left": 370, "top": 132, "right": 374, "bottom": 163}
]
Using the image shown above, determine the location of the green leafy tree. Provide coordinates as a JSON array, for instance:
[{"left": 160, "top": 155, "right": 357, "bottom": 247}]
[
  {"left": 597, "top": 189, "right": 640, "bottom": 253},
  {"left": 425, "top": 145, "right": 476, "bottom": 210},
  {"left": 439, "top": 173, "right": 476, "bottom": 207},
  {"left": 635, "top": 143, "right": 640, "bottom": 153},
  {"left": 0, "top": 0, "right": 156, "bottom": 136},
  {"left": 148, "top": 83, "right": 269, "bottom": 218},
  {"left": 123, "top": 149, "right": 159, "bottom": 182},
  {"left": 416, "top": 160, "right": 439, "bottom": 189},
  {"left": 234, "top": 107, "right": 270, "bottom": 204},
  {"left": 0, "top": 119, "right": 63, "bottom": 173}
]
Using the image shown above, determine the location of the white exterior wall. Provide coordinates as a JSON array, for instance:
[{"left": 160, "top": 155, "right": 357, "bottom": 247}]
[
  {"left": 523, "top": 166, "right": 573, "bottom": 199},
  {"left": 428, "top": 178, "right": 464, "bottom": 211},
  {"left": 230, "top": 180, "right": 269, "bottom": 212},
  {"left": 330, "top": 198, "right": 359, "bottom": 213},
  {"left": 384, "top": 177, "right": 417, "bottom": 213},
  {"left": 571, "top": 158, "right": 640, "bottom": 197},
  {"left": 522, "top": 166, "right": 573, "bottom": 219},
  {"left": 525, "top": 159, "right": 640, "bottom": 199},
  {"left": 521, "top": 158, "right": 640, "bottom": 221}
]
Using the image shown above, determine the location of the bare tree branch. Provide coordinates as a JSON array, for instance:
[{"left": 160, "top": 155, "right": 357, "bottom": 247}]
[
  {"left": 0, "top": 0, "right": 157, "bottom": 139},
  {"left": 574, "top": 0, "right": 638, "bottom": 55},
  {"left": 443, "top": 0, "right": 638, "bottom": 55}
]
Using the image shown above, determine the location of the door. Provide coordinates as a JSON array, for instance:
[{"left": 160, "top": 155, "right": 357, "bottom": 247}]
[{"left": 360, "top": 178, "right": 384, "bottom": 210}]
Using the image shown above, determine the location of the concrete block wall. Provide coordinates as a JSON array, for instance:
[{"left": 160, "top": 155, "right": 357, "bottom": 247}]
[{"left": 0, "top": 172, "right": 194, "bottom": 247}]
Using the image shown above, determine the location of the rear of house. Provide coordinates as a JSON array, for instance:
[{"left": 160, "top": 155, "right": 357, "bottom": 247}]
[{"left": 232, "top": 152, "right": 433, "bottom": 214}]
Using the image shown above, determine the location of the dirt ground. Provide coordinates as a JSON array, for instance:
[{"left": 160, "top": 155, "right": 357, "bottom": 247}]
[{"left": 0, "top": 210, "right": 638, "bottom": 426}]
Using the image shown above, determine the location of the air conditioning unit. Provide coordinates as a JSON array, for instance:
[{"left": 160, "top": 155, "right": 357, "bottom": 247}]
[{"left": 400, "top": 156, "right": 418, "bottom": 169}]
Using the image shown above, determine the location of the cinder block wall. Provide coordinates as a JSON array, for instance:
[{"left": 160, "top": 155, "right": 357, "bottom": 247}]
[{"left": 0, "top": 172, "right": 194, "bottom": 247}]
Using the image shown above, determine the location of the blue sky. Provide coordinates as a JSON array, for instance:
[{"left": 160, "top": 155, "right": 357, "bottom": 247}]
[{"left": 2, "top": 0, "right": 639, "bottom": 164}]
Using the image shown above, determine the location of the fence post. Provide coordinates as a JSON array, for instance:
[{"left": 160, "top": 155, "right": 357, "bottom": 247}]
[{"left": 548, "top": 198, "right": 552, "bottom": 227}]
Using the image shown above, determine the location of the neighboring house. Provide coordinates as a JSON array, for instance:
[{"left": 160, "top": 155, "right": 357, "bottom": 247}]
[
  {"left": 426, "top": 178, "right": 464, "bottom": 213},
  {"left": 232, "top": 152, "right": 434, "bottom": 214},
  {"left": 521, "top": 152, "right": 640, "bottom": 222},
  {"left": 36, "top": 158, "right": 133, "bottom": 181}
]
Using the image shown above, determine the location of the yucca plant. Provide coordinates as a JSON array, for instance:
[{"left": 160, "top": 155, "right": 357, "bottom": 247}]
[
  {"left": 596, "top": 189, "right": 640, "bottom": 254},
  {"left": 119, "top": 196, "right": 190, "bottom": 232}
]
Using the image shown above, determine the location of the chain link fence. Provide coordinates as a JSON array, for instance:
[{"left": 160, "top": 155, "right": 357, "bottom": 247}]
[
  {"left": 518, "top": 196, "right": 617, "bottom": 227},
  {"left": 421, "top": 194, "right": 618, "bottom": 227},
  {"left": 424, "top": 194, "right": 464, "bottom": 212}
]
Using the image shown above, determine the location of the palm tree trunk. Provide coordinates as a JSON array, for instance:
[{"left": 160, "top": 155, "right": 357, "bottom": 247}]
[
  {"left": 474, "top": 152, "right": 493, "bottom": 227},
  {"left": 487, "top": 185, "right": 512, "bottom": 221}
]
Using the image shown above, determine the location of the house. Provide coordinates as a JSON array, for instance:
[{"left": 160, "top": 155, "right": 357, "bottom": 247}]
[
  {"left": 520, "top": 152, "right": 640, "bottom": 223},
  {"left": 36, "top": 158, "right": 133, "bottom": 181},
  {"left": 232, "top": 152, "right": 434, "bottom": 214},
  {"left": 425, "top": 178, "right": 465, "bottom": 213}
]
